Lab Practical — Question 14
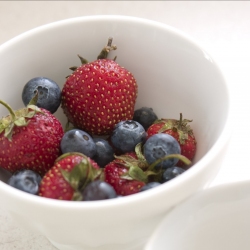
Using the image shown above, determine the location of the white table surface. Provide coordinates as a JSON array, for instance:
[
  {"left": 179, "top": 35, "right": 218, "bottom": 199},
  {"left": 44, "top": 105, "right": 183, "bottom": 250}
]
[{"left": 0, "top": 1, "right": 250, "bottom": 249}]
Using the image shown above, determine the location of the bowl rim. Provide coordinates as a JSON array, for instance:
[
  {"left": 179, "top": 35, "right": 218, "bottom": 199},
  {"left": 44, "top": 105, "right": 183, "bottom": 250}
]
[
  {"left": 145, "top": 178, "right": 250, "bottom": 250},
  {"left": 0, "top": 15, "right": 233, "bottom": 210}
]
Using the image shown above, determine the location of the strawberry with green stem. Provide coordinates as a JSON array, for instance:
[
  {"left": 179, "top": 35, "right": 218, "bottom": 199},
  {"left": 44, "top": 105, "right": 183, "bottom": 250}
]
[
  {"left": 0, "top": 94, "right": 64, "bottom": 175},
  {"left": 61, "top": 37, "right": 138, "bottom": 136},
  {"left": 104, "top": 143, "right": 191, "bottom": 196},
  {"left": 147, "top": 113, "right": 197, "bottom": 168},
  {"left": 39, "top": 152, "right": 102, "bottom": 200}
]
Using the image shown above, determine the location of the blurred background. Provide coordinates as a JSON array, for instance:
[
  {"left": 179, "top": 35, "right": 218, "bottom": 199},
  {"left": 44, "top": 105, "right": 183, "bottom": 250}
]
[{"left": 0, "top": 1, "right": 250, "bottom": 249}]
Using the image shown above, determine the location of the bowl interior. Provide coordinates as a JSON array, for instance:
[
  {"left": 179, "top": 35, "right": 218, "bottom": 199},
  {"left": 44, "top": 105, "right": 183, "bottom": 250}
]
[
  {"left": 0, "top": 15, "right": 229, "bottom": 182},
  {"left": 0, "top": 15, "right": 231, "bottom": 250},
  {"left": 145, "top": 180, "right": 250, "bottom": 250}
]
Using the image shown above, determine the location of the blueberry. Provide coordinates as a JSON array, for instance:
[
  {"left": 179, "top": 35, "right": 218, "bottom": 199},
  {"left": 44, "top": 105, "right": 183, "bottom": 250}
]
[
  {"left": 140, "top": 182, "right": 161, "bottom": 192},
  {"left": 92, "top": 138, "right": 114, "bottom": 168},
  {"left": 111, "top": 120, "right": 147, "bottom": 153},
  {"left": 22, "top": 77, "right": 61, "bottom": 114},
  {"left": 60, "top": 129, "right": 96, "bottom": 158},
  {"left": 143, "top": 133, "right": 181, "bottom": 169},
  {"left": 82, "top": 180, "right": 117, "bottom": 201},
  {"left": 8, "top": 169, "right": 41, "bottom": 195},
  {"left": 162, "top": 166, "right": 185, "bottom": 182},
  {"left": 133, "top": 107, "right": 158, "bottom": 130}
]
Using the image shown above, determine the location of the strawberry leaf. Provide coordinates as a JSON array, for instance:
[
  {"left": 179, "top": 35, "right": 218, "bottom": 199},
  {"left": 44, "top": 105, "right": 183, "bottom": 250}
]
[
  {"left": 0, "top": 99, "right": 43, "bottom": 141},
  {"left": 27, "top": 104, "right": 42, "bottom": 113},
  {"left": 14, "top": 117, "right": 29, "bottom": 127},
  {"left": 61, "top": 159, "right": 90, "bottom": 191},
  {"left": 72, "top": 191, "right": 83, "bottom": 201},
  {"left": 69, "top": 66, "right": 78, "bottom": 71},
  {"left": 4, "top": 123, "right": 14, "bottom": 140},
  {"left": 120, "top": 173, "right": 133, "bottom": 181},
  {"left": 128, "top": 166, "right": 147, "bottom": 182},
  {"left": 177, "top": 130, "right": 189, "bottom": 144},
  {"left": 24, "top": 111, "right": 36, "bottom": 118},
  {"left": 0, "top": 123, "right": 5, "bottom": 134},
  {"left": 114, "top": 155, "right": 138, "bottom": 168},
  {"left": 158, "top": 120, "right": 175, "bottom": 133},
  {"left": 60, "top": 156, "right": 103, "bottom": 193},
  {"left": 77, "top": 54, "right": 88, "bottom": 65},
  {"left": 60, "top": 169, "right": 79, "bottom": 191},
  {"left": 135, "top": 143, "right": 148, "bottom": 170},
  {"left": 135, "top": 143, "right": 146, "bottom": 161}
]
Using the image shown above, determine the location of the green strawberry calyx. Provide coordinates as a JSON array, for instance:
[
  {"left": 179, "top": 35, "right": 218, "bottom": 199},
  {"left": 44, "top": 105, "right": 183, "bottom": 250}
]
[
  {"left": 154, "top": 113, "right": 195, "bottom": 144},
  {"left": 115, "top": 143, "right": 191, "bottom": 183},
  {"left": 0, "top": 92, "right": 43, "bottom": 140},
  {"left": 58, "top": 152, "right": 103, "bottom": 201},
  {"left": 114, "top": 153, "right": 148, "bottom": 183},
  {"left": 68, "top": 37, "right": 117, "bottom": 76}
]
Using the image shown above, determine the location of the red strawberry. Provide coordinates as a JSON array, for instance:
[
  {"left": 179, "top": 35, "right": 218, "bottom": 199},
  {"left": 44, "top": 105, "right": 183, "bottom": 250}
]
[
  {"left": 0, "top": 99, "right": 64, "bottom": 175},
  {"left": 39, "top": 152, "right": 102, "bottom": 200},
  {"left": 147, "top": 113, "right": 197, "bottom": 168},
  {"left": 104, "top": 142, "right": 192, "bottom": 196},
  {"left": 61, "top": 37, "right": 138, "bottom": 136},
  {"left": 104, "top": 152, "right": 146, "bottom": 196}
]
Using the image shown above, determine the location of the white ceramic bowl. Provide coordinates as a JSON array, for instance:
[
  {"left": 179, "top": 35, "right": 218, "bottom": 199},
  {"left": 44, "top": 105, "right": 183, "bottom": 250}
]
[
  {"left": 145, "top": 180, "right": 250, "bottom": 250},
  {"left": 0, "top": 15, "right": 231, "bottom": 250}
]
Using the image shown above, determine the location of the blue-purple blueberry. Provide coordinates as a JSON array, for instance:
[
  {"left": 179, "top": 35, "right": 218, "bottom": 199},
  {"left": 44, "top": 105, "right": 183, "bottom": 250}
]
[
  {"left": 60, "top": 129, "right": 96, "bottom": 158},
  {"left": 133, "top": 107, "right": 158, "bottom": 130},
  {"left": 162, "top": 166, "right": 185, "bottom": 182},
  {"left": 8, "top": 169, "right": 41, "bottom": 195},
  {"left": 82, "top": 180, "right": 117, "bottom": 201},
  {"left": 143, "top": 133, "right": 181, "bottom": 169},
  {"left": 92, "top": 138, "right": 114, "bottom": 168},
  {"left": 111, "top": 120, "right": 147, "bottom": 153},
  {"left": 22, "top": 77, "right": 61, "bottom": 113},
  {"left": 140, "top": 182, "right": 161, "bottom": 192}
]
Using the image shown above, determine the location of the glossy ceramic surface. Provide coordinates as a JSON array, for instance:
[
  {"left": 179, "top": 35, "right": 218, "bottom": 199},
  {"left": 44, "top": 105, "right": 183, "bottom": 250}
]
[
  {"left": 145, "top": 180, "right": 250, "bottom": 250},
  {"left": 0, "top": 15, "right": 231, "bottom": 250}
]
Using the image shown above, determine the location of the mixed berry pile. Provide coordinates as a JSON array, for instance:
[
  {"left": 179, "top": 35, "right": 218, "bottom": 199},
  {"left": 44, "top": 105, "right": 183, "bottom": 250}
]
[{"left": 0, "top": 38, "right": 197, "bottom": 201}]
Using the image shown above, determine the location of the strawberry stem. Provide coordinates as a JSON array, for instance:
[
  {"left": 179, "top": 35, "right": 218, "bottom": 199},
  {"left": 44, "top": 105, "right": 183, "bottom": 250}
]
[
  {"left": 148, "top": 154, "right": 191, "bottom": 171},
  {"left": 97, "top": 37, "right": 117, "bottom": 59},
  {"left": 0, "top": 100, "right": 16, "bottom": 121},
  {"left": 135, "top": 143, "right": 146, "bottom": 162},
  {"left": 178, "top": 113, "right": 183, "bottom": 129}
]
